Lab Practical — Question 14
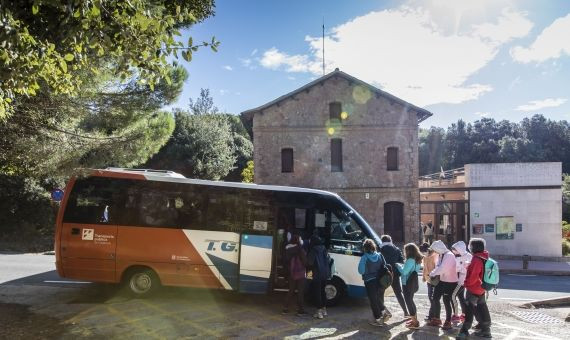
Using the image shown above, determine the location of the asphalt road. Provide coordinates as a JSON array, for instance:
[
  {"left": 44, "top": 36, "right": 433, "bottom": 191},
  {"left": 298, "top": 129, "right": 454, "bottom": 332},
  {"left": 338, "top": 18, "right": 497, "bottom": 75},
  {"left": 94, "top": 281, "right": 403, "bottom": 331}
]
[
  {"left": 1, "top": 253, "right": 569, "bottom": 339},
  {"left": 2, "top": 253, "right": 569, "bottom": 301}
]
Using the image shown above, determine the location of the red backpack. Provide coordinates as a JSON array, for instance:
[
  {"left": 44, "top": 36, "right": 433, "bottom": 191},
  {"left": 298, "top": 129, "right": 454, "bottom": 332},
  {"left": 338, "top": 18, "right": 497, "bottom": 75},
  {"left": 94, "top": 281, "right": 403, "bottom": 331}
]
[{"left": 290, "top": 255, "right": 306, "bottom": 280}]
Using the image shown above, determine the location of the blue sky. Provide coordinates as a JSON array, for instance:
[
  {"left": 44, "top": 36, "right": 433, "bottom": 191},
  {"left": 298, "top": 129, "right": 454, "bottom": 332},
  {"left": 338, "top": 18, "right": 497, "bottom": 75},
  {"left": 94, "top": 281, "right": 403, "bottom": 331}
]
[{"left": 172, "top": 0, "right": 570, "bottom": 128}]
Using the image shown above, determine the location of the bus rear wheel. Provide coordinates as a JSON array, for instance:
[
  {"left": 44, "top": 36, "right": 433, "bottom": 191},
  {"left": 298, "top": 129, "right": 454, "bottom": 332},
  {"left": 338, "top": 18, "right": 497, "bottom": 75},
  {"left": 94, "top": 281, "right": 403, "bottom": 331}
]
[
  {"left": 125, "top": 268, "right": 160, "bottom": 297},
  {"left": 325, "top": 277, "right": 345, "bottom": 306}
]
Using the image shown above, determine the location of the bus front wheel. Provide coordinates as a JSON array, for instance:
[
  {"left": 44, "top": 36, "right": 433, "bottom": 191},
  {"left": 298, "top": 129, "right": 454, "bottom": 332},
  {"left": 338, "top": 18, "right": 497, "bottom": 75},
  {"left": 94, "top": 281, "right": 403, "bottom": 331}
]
[
  {"left": 325, "top": 277, "right": 345, "bottom": 306},
  {"left": 125, "top": 267, "right": 160, "bottom": 297}
]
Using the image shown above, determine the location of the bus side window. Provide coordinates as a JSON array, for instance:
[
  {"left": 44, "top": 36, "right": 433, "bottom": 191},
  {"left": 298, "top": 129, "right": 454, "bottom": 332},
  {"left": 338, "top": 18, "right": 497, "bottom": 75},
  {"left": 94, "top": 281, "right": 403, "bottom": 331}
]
[
  {"left": 137, "top": 181, "right": 183, "bottom": 228},
  {"left": 242, "top": 190, "right": 274, "bottom": 233},
  {"left": 205, "top": 188, "right": 243, "bottom": 232},
  {"left": 63, "top": 177, "right": 128, "bottom": 225}
]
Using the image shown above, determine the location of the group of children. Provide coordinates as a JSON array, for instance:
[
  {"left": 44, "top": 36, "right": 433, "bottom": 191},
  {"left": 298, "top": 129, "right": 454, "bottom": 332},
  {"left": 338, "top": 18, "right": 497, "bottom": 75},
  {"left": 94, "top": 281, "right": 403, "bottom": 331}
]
[
  {"left": 281, "top": 232, "right": 493, "bottom": 339},
  {"left": 359, "top": 236, "right": 493, "bottom": 339}
]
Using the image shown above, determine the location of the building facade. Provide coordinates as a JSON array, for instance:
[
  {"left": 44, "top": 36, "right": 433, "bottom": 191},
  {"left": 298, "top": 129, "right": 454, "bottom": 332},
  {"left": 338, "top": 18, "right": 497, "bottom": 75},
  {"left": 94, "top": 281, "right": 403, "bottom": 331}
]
[
  {"left": 241, "top": 69, "right": 432, "bottom": 243},
  {"left": 419, "top": 162, "right": 562, "bottom": 257}
]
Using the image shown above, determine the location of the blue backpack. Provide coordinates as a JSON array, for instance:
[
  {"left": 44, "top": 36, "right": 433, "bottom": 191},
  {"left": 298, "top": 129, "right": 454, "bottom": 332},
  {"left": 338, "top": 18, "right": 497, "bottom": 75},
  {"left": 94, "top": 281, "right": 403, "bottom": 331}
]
[{"left": 477, "top": 256, "right": 499, "bottom": 293}]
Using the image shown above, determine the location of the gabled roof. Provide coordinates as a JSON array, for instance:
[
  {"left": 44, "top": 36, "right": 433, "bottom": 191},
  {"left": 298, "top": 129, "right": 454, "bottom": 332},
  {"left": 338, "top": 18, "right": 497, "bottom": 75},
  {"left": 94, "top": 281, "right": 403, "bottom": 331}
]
[{"left": 240, "top": 68, "right": 433, "bottom": 123}]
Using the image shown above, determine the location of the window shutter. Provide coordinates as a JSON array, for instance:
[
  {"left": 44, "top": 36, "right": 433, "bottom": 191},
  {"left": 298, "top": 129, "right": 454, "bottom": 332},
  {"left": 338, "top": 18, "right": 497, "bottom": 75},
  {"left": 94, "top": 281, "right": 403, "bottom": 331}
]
[
  {"left": 387, "top": 147, "right": 398, "bottom": 171},
  {"left": 281, "top": 148, "right": 293, "bottom": 173},
  {"left": 329, "top": 102, "right": 342, "bottom": 120},
  {"left": 331, "top": 139, "right": 343, "bottom": 172}
]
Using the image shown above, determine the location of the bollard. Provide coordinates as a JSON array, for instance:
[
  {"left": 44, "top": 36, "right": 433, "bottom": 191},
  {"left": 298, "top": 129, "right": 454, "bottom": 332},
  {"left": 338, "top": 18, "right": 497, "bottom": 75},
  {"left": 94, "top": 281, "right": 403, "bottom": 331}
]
[{"left": 522, "top": 255, "right": 531, "bottom": 269}]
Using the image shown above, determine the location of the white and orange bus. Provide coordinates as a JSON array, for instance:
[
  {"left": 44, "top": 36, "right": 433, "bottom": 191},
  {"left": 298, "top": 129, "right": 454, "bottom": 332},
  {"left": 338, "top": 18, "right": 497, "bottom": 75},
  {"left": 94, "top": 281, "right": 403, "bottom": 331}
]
[{"left": 55, "top": 168, "right": 382, "bottom": 304}]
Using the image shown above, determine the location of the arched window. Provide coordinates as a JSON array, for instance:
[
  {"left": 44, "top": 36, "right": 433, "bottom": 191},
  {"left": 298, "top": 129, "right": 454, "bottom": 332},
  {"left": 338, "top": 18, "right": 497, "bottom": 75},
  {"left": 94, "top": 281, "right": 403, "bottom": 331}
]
[
  {"left": 387, "top": 147, "right": 399, "bottom": 171},
  {"left": 281, "top": 148, "right": 293, "bottom": 173}
]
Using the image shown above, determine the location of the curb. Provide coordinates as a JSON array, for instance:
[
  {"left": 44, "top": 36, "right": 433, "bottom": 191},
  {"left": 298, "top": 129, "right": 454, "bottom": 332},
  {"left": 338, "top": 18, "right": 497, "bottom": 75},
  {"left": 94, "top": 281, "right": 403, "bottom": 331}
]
[
  {"left": 500, "top": 269, "right": 570, "bottom": 276},
  {"left": 520, "top": 296, "right": 570, "bottom": 309}
]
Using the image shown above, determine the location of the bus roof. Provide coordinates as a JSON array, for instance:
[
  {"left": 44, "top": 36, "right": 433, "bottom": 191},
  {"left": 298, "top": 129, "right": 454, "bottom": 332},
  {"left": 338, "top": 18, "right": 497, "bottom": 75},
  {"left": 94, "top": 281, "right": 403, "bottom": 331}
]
[{"left": 89, "top": 168, "right": 341, "bottom": 199}]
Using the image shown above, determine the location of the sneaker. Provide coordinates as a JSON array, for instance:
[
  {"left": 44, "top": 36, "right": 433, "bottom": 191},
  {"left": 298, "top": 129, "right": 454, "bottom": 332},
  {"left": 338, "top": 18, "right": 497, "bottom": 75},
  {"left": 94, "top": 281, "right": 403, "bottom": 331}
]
[
  {"left": 451, "top": 315, "right": 461, "bottom": 323},
  {"left": 406, "top": 319, "right": 420, "bottom": 329},
  {"left": 427, "top": 318, "right": 442, "bottom": 327},
  {"left": 322, "top": 307, "right": 327, "bottom": 316},
  {"left": 473, "top": 329, "right": 492, "bottom": 338},
  {"left": 382, "top": 310, "right": 392, "bottom": 322},
  {"left": 281, "top": 308, "right": 289, "bottom": 315},
  {"left": 460, "top": 314, "right": 465, "bottom": 322},
  {"left": 313, "top": 309, "right": 324, "bottom": 319},
  {"left": 296, "top": 310, "right": 307, "bottom": 317},
  {"left": 442, "top": 321, "right": 453, "bottom": 330},
  {"left": 473, "top": 323, "right": 482, "bottom": 330},
  {"left": 368, "top": 318, "right": 385, "bottom": 327},
  {"left": 456, "top": 330, "right": 469, "bottom": 339}
]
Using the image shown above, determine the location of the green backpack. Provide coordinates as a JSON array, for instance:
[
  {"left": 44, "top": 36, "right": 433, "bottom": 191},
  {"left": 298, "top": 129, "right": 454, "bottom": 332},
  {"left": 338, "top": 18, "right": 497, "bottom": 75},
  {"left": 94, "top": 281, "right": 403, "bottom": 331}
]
[{"left": 477, "top": 256, "right": 499, "bottom": 293}]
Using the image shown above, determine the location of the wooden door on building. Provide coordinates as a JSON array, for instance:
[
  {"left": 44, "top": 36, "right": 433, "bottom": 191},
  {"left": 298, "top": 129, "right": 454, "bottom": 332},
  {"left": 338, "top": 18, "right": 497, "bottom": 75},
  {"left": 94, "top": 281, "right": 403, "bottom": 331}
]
[{"left": 384, "top": 202, "right": 404, "bottom": 242}]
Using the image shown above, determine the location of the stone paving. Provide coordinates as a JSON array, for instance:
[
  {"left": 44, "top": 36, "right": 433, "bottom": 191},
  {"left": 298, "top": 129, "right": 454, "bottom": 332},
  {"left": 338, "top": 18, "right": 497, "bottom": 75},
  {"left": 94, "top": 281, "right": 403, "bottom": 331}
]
[{"left": 3, "top": 283, "right": 563, "bottom": 340}]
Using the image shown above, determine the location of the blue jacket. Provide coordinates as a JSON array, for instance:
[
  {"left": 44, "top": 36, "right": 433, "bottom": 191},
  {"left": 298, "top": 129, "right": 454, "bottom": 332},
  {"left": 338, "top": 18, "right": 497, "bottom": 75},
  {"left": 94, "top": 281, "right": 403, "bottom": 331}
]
[
  {"left": 397, "top": 258, "right": 422, "bottom": 285},
  {"left": 358, "top": 252, "right": 385, "bottom": 282}
]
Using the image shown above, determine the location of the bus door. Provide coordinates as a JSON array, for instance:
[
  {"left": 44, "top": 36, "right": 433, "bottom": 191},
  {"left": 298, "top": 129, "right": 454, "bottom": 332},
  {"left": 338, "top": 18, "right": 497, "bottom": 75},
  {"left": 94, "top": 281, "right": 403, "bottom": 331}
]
[
  {"left": 239, "top": 233, "right": 273, "bottom": 293},
  {"left": 272, "top": 206, "right": 310, "bottom": 290},
  {"left": 60, "top": 177, "right": 123, "bottom": 282}
]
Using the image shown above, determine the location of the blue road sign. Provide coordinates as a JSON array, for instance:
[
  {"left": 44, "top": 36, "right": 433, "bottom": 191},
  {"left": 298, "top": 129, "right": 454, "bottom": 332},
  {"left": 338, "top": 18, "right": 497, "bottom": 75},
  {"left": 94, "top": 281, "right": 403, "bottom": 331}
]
[{"left": 51, "top": 189, "right": 64, "bottom": 201}]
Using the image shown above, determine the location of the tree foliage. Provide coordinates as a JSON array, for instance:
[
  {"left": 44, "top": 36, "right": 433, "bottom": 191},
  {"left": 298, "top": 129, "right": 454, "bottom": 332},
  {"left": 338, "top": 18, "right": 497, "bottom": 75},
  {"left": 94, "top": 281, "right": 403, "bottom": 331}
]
[
  {"left": 419, "top": 114, "right": 570, "bottom": 175},
  {"left": 0, "top": 64, "right": 188, "bottom": 177},
  {"left": 146, "top": 90, "right": 253, "bottom": 181},
  {"left": 0, "top": 0, "right": 218, "bottom": 119},
  {"left": 241, "top": 160, "right": 254, "bottom": 183}
]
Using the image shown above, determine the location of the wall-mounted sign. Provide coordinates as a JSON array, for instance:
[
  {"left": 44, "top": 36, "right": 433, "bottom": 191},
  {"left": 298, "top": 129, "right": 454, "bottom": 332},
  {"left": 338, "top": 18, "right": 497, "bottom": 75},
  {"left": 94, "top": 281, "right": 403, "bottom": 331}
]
[
  {"left": 472, "top": 224, "right": 484, "bottom": 234},
  {"left": 485, "top": 224, "right": 495, "bottom": 233},
  {"left": 516, "top": 223, "right": 523, "bottom": 232},
  {"left": 496, "top": 216, "right": 515, "bottom": 240}
]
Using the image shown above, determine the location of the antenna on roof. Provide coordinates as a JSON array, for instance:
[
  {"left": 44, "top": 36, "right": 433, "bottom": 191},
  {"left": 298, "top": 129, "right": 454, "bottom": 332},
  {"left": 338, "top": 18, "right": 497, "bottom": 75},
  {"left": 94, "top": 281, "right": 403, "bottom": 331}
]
[{"left": 322, "top": 18, "right": 325, "bottom": 76}]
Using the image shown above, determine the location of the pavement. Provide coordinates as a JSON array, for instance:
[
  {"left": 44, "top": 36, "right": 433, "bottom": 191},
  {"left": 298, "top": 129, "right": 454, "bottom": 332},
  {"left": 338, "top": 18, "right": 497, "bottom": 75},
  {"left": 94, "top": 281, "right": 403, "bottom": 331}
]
[
  {"left": 1, "top": 253, "right": 569, "bottom": 339},
  {"left": 498, "top": 259, "right": 570, "bottom": 275}
]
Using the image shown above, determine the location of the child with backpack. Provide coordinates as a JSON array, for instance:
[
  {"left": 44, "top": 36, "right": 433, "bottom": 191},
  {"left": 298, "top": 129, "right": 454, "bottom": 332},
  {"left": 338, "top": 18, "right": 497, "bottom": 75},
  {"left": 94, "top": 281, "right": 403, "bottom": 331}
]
[
  {"left": 282, "top": 234, "right": 307, "bottom": 316},
  {"left": 427, "top": 240, "right": 458, "bottom": 330},
  {"left": 457, "top": 238, "right": 496, "bottom": 339},
  {"left": 451, "top": 241, "right": 472, "bottom": 324},
  {"left": 397, "top": 243, "right": 423, "bottom": 329},
  {"left": 358, "top": 239, "right": 389, "bottom": 327}
]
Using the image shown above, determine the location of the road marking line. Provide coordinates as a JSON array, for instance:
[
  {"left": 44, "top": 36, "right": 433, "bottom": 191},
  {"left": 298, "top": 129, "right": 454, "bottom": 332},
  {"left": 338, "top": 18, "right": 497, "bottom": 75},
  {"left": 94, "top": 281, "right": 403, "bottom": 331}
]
[
  {"left": 506, "top": 274, "right": 537, "bottom": 277},
  {"left": 492, "top": 320, "right": 561, "bottom": 340},
  {"left": 499, "top": 297, "right": 535, "bottom": 301},
  {"left": 43, "top": 280, "right": 91, "bottom": 284}
]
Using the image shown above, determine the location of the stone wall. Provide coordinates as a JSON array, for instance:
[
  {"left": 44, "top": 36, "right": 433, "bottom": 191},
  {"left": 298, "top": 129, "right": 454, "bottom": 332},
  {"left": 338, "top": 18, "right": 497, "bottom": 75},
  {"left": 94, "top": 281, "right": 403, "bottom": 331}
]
[{"left": 252, "top": 75, "right": 421, "bottom": 241}]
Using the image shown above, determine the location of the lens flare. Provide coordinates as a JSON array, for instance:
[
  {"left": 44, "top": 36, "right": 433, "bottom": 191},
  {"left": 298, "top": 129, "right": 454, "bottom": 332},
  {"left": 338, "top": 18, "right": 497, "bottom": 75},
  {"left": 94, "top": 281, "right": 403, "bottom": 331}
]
[
  {"left": 352, "top": 85, "right": 372, "bottom": 104},
  {"left": 340, "top": 111, "right": 348, "bottom": 120},
  {"left": 327, "top": 127, "right": 335, "bottom": 135}
]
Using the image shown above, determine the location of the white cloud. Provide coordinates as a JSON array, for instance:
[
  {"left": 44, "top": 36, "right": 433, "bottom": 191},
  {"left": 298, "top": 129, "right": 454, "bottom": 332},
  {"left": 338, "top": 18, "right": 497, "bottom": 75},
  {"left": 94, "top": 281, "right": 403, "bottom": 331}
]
[
  {"left": 259, "top": 7, "right": 533, "bottom": 106},
  {"left": 251, "top": 49, "right": 258, "bottom": 56},
  {"left": 515, "top": 98, "right": 567, "bottom": 111},
  {"left": 287, "top": 76, "right": 296, "bottom": 80},
  {"left": 219, "top": 89, "right": 228, "bottom": 96},
  {"left": 223, "top": 65, "right": 233, "bottom": 71},
  {"left": 474, "top": 111, "right": 491, "bottom": 117},
  {"left": 511, "top": 13, "right": 570, "bottom": 63}
]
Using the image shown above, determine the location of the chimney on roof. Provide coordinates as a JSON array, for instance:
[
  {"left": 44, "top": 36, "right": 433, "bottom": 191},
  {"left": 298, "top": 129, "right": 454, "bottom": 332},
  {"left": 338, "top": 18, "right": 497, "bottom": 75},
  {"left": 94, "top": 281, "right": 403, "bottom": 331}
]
[{"left": 335, "top": 67, "right": 339, "bottom": 71}]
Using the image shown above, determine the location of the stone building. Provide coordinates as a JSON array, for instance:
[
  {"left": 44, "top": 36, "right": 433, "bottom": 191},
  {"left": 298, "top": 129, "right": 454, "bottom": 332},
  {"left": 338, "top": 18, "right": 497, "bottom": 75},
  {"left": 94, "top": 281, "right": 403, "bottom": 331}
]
[{"left": 241, "top": 69, "right": 432, "bottom": 243}]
